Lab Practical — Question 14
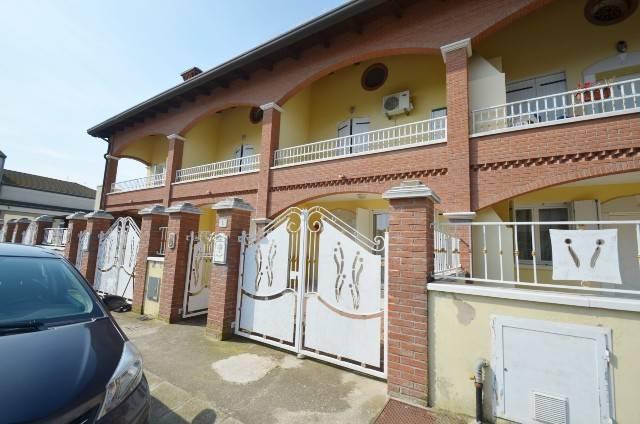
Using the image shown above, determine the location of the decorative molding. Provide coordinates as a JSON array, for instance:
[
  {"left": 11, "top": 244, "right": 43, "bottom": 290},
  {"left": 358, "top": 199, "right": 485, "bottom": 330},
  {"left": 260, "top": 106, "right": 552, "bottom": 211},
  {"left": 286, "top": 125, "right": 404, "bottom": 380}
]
[
  {"left": 383, "top": 180, "right": 441, "bottom": 203},
  {"left": 260, "top": 102, "right": 284, "bottom": 113},
  {"left": 85, "top": 210, "right": 115, "bottom": 220},
  {"left": 167, "top": 133, "right": 187, "bottom": 142},
  {"left": 440, "top": 38, "right": 472, "bottom": 61},
  {"left": 105, "top": 155, "right": 120, "bottom": 161},
  {"left": 442, "top": 212, "right": 476, "bottom": 222},
  {"left": 471, "top": 147, "right": 640, "bottom": 172},
  {"left": 252, "top": 217, "right": 272, "bottom": 225},
  {"left": 212, "top": 197, "right": 255, "bottom": 212},
  {"left": 166, "top": 202, "right": 202, "bottom": 215},
  {"left": 66, "top": 212, "right": 87, "bottom": 220},
  {"left": 139, "top": 204, "right": 168, "bottom": 216},
  {"left": 271, "top": 168, "right": 447, "bottom": 192}
]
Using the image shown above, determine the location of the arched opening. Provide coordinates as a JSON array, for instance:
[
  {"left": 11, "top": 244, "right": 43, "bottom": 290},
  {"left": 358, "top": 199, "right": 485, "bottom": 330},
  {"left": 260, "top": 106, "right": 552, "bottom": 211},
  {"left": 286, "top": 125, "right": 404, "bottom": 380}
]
[
  {"left": 176, "top": 105, "right": 262, "bottom": 183},
  {"left": 471, "top": 0, "right": 640, "bottom": 134},
  {"left": 112, "top": 134, "right": 168, "bottom": 193},
  {"left": 276, "top": 54, "right": 446, "bottom": 167},
  {"left": 454, "top": 170, "right": 640, "bottom": 292}
]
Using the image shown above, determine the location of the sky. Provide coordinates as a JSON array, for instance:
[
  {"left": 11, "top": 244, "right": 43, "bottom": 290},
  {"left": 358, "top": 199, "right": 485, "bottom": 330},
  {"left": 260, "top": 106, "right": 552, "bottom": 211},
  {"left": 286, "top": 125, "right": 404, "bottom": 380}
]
[{"left": 0, "top": 0, "right": 345, "bottom": 189}]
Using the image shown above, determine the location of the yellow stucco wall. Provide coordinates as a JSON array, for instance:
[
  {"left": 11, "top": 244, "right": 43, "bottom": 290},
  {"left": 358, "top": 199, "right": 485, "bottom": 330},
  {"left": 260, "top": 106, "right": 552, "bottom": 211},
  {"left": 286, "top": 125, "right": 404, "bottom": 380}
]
[
  {"left": 281, "top": 54, "right": 446, "bottom": 147},
  {"left": 428, "top": 291, "right": 640, "bottom": 423},
  {"left": 198, "top": 208, "right": 216, "bottom": 232},
  {"left": 120, "top": 134, "right": 168, "bottom": 169},
  {"left": 475, "top": 0, "right": 640, "bottom": 89},
  {"left": 181, "top": 106, "right": 262, "bottom": 169}
]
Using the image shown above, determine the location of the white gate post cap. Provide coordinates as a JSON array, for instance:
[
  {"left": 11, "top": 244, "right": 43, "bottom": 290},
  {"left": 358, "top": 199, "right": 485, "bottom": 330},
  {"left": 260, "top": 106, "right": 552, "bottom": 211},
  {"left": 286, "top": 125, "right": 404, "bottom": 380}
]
[
  {"left": 6, "top": 219, "right": 17, "bottom": 224},
  {"left": 35, "top": 215, "right": 54, "bottom": 222},
  {"left": 139, "top": 204, "right": 168, "bottom": 216},
  {"left": 85, "top": 210, "right": 115, "bottom": 220},
  {"left": 442, "top": 211, "right": 476, "bottom": 222},
  {"left": 166, "top": 202, "right": 202, "bottom": 215},
  {"left": 16, "top": 218, "right": 31, "bottom": 223},
  {"left": 212, "top": 197, "right": 255, "bottom": 212},
  {"left": 382, "top": 180, "right": 441, "bottom": 203},
  {"left": 66, "top": 212, "right": 87, "bottom": 220}
]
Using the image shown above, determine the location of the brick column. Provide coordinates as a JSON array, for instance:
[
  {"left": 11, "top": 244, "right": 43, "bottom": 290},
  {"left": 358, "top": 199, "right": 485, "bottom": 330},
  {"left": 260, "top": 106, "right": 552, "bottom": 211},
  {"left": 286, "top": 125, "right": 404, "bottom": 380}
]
[
  {"left": 382, "top": 180, "right": 440, "bottom": 406},
  {"left": 13, "top": 218, "right": 30, "bottom": 243},
  {"left": 33, "top": 215, "right": 54, "bottom": 245},
  {"left": 3, "top": 219, "right": 16, "bottom": 242},
  {"left": 158, "top": 202, "right": 201, "bottom": 323},
  {"left": 101, "top": 156, "right": 119, "bottom": 208},
  {"left": 441, "top": 38, "right": 473, "bottom": 274},
  {"left": 205, "top": 198, "right": 254, "bottom": 340},
  {"left": 63, "top": 212, "right": 87, "bottom": 263},
  {"left": 255, "top": 102, "right": 282, "bottom": 221},
  {"left": 80, "top": 211, "right": 114, "bottom": 283},
  {"left": 133, "top": 205, "right": 169, "bottom": 314},
  {"left": 163, "top": 134, "right": 185, "bottom": 207}
]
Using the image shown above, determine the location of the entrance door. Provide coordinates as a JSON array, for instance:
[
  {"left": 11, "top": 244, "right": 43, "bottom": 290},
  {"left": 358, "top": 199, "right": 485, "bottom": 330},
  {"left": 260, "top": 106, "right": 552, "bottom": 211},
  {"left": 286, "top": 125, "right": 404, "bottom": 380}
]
[
  {"left": 235, "top": 206, "right": 388, "bottom": 378},
  {"left": 337, "top": 117, "right": 371, "bottom": 155}
]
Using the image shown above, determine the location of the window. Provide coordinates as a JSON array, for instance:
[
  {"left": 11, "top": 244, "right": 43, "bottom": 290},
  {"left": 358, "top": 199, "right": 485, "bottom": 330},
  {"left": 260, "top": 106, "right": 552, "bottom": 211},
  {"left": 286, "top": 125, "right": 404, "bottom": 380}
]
[
  {"left": 515, "top": 205, "right": 570, "bottom": 263},
  {"left": 361, "top": 63, "right": 388, "bottom": 91},
  {"left": 150, "top": 163, "right": 165, "bottom": 175}
]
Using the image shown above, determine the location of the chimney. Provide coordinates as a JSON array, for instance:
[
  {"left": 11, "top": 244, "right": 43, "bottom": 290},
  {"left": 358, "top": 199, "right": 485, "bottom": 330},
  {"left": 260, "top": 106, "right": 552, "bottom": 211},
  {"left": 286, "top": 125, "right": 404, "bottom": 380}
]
[{"left": 181, "top": 67, "right": 203, "bottom": 81}]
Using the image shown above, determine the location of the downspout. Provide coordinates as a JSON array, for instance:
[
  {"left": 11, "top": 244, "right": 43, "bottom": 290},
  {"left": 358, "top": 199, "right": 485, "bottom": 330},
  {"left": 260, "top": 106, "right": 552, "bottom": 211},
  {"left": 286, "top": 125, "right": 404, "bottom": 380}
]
[
  {"left": 473, "top": 358, "right": 489, "bottom": 424},
  {"left": 99, "top": 136, "right": 111, "bottom": 210}
]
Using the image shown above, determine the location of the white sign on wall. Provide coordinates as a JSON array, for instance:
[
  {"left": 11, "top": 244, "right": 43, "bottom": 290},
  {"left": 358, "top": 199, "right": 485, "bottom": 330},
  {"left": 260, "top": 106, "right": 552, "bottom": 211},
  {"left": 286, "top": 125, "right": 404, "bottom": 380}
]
[{"left": 213, "top": 233, "right": 228, "bottom": 264}]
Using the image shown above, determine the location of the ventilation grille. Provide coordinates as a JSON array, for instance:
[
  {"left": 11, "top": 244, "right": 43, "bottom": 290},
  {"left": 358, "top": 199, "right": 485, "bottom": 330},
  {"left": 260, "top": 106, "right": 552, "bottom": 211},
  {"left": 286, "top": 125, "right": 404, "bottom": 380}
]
[{"left": 531, "top": 391, "right": 568, "bottom": 424}]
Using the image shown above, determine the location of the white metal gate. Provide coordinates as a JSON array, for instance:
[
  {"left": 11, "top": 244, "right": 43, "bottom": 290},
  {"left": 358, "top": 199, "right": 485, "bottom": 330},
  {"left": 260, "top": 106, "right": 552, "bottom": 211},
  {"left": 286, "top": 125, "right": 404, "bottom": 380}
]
[
  {"left": 75, "top": 230, "right": 88, "bottom": 268},
  {"left": 236, "top": 207, "right": 388, "bottom": 378},
  {"left": 183, "top": 231, "right": 213, "bottom": 318},
  {"left": 22, "top": 222, "right": 37, "bottom": 245},
  {"left": 94, "top": 217, "right": 140, "bottom": 300}
]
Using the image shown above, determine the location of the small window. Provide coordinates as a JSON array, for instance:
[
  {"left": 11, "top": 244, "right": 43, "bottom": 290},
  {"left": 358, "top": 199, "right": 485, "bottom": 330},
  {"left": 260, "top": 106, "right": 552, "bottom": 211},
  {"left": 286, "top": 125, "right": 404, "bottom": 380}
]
[
  {"left": 249, "top": 107, "right": 263, "bottom": 124},
  {"left": 361, "top": 63, "right": 388, "bottom": 91}
]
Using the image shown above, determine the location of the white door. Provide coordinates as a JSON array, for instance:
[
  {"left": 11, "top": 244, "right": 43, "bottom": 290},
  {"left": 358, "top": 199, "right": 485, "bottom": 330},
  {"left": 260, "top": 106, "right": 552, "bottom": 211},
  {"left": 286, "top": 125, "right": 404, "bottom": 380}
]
[
  {"left": 494, "top": 316, "right": 613, "bottom": 424},
  {"left": 507, "top": 72, "right": 567, "bottom": 122},
  {"left": 336, "top": 117, "right": 370, "bottom": 155},
  {"left": 234, "top": 144, "right": 255, "bottom": 172}
]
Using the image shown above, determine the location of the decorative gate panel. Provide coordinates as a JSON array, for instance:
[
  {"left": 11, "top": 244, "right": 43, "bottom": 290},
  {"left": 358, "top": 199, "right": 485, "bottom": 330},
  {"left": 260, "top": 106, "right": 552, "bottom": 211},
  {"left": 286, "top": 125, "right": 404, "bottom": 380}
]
[
  {"left": 183, "top": 231, "right": 213, "bottom": 318},
  {"left": 22, "top": 222, "right": 37, "bottom": 245},
  {"left": 76, "top": 230, "right": 88, "bottom": 268},
  {"left": 94, "top": 217, "right": 140, "bottom": 300},
  {"left": 236, "top": 207, "right": 387, "bottom": 377}
]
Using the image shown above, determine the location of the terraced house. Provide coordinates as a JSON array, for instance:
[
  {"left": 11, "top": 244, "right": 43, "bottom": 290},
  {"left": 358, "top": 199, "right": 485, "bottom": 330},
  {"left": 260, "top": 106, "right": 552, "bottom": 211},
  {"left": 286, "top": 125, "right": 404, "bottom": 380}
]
[{"left": 46, "top": 0, "right": 640, "bottom": 421}]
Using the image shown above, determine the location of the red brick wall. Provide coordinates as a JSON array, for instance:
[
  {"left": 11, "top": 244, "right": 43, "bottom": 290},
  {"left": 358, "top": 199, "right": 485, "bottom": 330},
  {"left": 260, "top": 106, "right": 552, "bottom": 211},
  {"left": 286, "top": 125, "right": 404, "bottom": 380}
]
[
  {"left": 133, "top": 213, "right": 168, "bottom": 314},
  {"left": 80, "top": 218, "right": 113, "bottom": 283}
]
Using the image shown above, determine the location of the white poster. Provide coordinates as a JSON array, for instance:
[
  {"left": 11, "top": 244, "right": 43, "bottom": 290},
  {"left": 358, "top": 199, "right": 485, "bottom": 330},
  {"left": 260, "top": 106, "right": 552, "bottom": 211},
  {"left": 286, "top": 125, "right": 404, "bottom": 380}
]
[{"left": 550, "top": 229, "right": 622, "bottom": 284}]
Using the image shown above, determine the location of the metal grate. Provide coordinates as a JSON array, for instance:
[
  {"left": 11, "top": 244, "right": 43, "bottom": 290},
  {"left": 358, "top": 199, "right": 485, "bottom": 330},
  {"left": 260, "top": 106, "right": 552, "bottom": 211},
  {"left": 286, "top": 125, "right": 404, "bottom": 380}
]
[{"left": 531, "top": 391, "right": 568, "bottom": 424}]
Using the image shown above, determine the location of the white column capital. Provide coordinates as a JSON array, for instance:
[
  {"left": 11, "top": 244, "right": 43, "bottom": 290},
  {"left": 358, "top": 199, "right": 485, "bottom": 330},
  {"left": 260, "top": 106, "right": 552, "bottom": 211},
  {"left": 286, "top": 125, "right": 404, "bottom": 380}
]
[
  {"left": 440, "top": 38, "right": 472, "bottom": 61},
  {"left": 167, "top": 134, "right": 187, "bottom": 142},
  {"left": 259, "top": 102, "right": 284, "bottom": 113}
]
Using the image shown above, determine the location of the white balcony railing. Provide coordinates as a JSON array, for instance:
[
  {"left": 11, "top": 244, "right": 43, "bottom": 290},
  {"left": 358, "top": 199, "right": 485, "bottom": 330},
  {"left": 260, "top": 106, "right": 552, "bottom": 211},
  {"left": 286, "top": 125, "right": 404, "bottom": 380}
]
[
  {"left": 434, "top": 220, "right": 640, "bottom": 298},
  {"left": 42, "top": 228, "right": 69, "bottom": 247},
  {"left": 273, "top": 117, "right": 447, "bottom": 168},
  {"left": 471, "top": 78, "right": 640, "bottom": 135},
  {"left": 175, "top": 154, "right": 260, "bottom": 183},
  {"left": 110, "top": 172, "right": 165, "bottom": 193},
  {"left": 434, "top": 228, "right": 462, "bottom": 276}
]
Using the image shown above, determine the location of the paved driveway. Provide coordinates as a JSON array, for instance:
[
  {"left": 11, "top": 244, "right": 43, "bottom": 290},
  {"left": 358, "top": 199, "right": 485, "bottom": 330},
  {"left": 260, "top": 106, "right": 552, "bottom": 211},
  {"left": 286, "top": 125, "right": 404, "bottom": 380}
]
[{"left": 115, "top": 313, "right": 387, "bottom": 424}]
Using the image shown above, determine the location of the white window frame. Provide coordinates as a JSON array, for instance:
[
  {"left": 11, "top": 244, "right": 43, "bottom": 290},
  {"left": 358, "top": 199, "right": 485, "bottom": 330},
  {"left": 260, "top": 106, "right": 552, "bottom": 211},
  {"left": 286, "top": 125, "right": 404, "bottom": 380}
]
[{"left": 513, "top": 203, "right": 572, "bottom": 266}]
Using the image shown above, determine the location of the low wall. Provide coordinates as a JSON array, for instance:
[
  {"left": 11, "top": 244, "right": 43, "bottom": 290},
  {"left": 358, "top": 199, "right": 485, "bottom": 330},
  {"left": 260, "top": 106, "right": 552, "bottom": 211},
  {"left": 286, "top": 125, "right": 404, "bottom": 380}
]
[{"left": 428, "top": 288, "right": 640, "bottom": 423}]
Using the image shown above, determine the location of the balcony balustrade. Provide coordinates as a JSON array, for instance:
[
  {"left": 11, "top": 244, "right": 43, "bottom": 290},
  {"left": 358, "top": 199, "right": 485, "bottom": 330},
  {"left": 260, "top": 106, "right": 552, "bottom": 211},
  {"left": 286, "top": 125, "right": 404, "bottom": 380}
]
[
  {"left": 110, "top": 172, "right": 165, "bottom": 193},
  {"left": 175, "top": 154, "right": 260, "bottom": 183}
]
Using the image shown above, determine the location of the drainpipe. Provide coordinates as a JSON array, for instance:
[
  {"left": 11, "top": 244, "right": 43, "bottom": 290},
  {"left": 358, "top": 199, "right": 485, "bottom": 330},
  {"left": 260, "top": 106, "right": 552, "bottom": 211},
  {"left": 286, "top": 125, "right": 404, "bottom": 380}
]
[
  {"left": 474, "top": 358, "right": 489, "bottom": 424},
  {"left": 99, "top": 137, "right": 111, "bottom": 210}
]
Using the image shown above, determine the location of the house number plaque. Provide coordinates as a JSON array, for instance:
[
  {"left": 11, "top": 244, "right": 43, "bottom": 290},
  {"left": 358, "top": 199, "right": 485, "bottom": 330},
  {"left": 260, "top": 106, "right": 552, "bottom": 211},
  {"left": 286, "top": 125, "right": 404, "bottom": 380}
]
[{"left": 213, "top": 233, "right": 228, "bottom": 264}]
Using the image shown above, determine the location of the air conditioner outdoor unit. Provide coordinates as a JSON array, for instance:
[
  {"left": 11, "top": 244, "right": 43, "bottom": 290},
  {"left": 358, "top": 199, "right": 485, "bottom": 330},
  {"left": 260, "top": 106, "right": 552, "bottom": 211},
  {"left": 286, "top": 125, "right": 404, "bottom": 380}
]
[{"left": 382, "top": 90, "right": 413, "bottom": 118}]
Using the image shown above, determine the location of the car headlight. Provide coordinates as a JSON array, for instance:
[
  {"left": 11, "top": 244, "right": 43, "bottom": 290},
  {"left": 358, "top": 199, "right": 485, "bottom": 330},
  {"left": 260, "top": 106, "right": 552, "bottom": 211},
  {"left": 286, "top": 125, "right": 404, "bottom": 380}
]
[{"left": 96, "top": 341, "right": 144, "bottom": 420}]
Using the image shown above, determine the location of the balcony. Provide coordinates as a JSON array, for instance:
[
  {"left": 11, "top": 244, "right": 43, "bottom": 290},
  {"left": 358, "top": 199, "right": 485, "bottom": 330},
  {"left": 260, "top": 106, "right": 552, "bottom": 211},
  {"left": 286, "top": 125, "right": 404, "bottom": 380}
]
[
  {"left": 110, "top": 172, "right": 165, "bottom": 193},
  {"left": 471, "top": 78, "right": 640, "bottom": 136},
  {"left": 273, "top": 117, "right": 447, "bottom": 168},
  {"left": 175, "top": 154, "right": 260, "bottom": 183}
]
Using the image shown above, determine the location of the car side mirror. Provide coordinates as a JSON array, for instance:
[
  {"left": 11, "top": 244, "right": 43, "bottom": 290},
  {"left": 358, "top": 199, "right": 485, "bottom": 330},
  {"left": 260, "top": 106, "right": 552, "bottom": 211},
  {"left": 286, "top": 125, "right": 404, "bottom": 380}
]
[{"left": 102, "top": 295, "right": 129, "bottom": 312}]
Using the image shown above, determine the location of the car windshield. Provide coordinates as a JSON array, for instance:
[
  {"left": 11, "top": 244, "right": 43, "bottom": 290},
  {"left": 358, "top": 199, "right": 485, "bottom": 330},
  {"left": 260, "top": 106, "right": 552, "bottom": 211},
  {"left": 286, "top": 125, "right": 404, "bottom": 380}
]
[{"left": 0, "top": 256, "right": 104, "bottom": 326}]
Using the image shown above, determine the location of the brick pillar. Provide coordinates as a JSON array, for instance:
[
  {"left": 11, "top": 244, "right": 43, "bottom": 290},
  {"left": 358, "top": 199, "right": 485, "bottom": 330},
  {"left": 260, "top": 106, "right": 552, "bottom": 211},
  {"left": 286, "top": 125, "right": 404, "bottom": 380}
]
[
  {"left": 13, "top": 218, "right": 30, "bottom": 243},
  {"left": 441, "top": 38, "right": 473, "bottom": 274},
  {"left": 3, "top": 219, "right": 16, "bottom": 242},
  {"left": 163, "top": 134, "right": 185, "bottom": 207},
  {"left": 101, "top": 156, "right": 119, "bottom": 208},
  {"left": 63, "top": 212, "right": 87, "bottom": 263},
  {"left": 205, "top": 198, "right": 254, "bottom": 340},
  {"left": 80, "top": 211, "right": 114, "bottom": 283},
  {"left": 133, "top": 205, "right": 169, "bottom": 314},
  {"left": 158, "top": 202, "right": 201, "bottom": 323},
  {"left": 33, "top": 215, "right": 54, "bottom": 245},
  {"left": 255, "top": 102, "right": 282, "bottom": 220},
  {"left": 383, "top": 181, "right": 440, "bottom": 406}
]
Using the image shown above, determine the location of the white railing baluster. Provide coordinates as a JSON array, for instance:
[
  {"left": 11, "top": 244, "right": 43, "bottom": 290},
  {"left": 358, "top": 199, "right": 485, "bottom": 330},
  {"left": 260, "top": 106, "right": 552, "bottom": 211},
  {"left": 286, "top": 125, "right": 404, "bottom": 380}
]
[
  {"left": 174, "top": 154, "right": 260, "bottom": 183},
  {"left": 531, "top": 223, "right": 537, "bottom": 284},
  {"left": 111, "top": 172, "right": 165, "bottom": 193}
]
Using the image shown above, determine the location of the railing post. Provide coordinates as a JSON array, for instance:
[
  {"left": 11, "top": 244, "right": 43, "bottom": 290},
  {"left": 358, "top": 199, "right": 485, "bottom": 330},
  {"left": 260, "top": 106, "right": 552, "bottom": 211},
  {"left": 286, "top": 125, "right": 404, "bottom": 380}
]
[
  {"left": 255, "top": 102, "right": 282, "bottom": 224},
  {"left": 64, "top": 212, "right": 87, "bottom": 263},
  {"left": 101, "top": 156, "right": 119, "bottom": 207},
  {"left": 134, "top": 205, "right": 169, "bottom": 314}
]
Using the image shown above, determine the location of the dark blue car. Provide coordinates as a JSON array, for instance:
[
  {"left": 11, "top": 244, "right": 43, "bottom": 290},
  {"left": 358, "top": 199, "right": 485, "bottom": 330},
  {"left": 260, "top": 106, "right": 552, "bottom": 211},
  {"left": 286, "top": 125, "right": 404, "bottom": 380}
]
[{"left": 0, "top": 243, "right": 149, "bottom": 423}]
